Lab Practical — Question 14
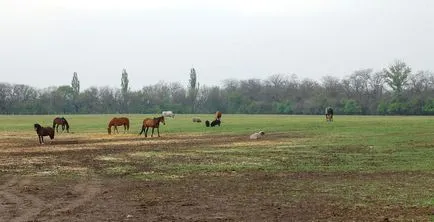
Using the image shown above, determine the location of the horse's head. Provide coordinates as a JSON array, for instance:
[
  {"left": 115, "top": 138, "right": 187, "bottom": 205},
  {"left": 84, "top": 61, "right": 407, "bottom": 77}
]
[
  {"left": 34, "top": 123, "right": 42, "bottom": 131},
  {"left": 159, "top": 116, "right": 165, "bottom": 125}
]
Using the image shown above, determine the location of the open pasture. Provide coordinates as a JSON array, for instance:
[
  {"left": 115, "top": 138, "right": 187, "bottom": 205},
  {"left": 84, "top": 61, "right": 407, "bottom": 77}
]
[{"left": 0, "top": 114, "right": 433, "bottom": 221}]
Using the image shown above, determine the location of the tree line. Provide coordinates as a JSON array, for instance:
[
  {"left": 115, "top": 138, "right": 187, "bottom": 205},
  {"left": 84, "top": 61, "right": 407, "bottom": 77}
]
[{"left": 1, "top": 61, "right": 434, "bottom": 115}]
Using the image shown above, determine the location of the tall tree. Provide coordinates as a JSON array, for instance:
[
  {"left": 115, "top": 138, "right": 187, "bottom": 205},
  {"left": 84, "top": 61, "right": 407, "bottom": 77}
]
[
  {"left": 188, "top": 68, "right": 199, "bottom": 113},
  {"left": 71, "top": 72, "right": 80, "bottom": 95},
  {"left": 71, "top": 72, "right": 80, "bottom": 113},
  {"left": 121, "top": 68, "right": 129, "bottom": 113},
  {"left": 383, "top": 60, "right": 411, "bottom": 99}
]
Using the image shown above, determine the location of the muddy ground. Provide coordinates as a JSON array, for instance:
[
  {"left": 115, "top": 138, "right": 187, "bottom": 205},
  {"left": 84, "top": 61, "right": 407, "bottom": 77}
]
[{"left": 0, "top": 132, "right": 432, "bottom": 222}]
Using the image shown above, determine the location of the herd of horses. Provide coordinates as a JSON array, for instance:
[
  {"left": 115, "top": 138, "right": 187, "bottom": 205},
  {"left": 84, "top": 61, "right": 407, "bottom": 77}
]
[
  {"left": 33, "top": 109, "right": 334, "bottom": 144},
  {"left": 33, "top": 115, "right": 167, "bottom": 144}
]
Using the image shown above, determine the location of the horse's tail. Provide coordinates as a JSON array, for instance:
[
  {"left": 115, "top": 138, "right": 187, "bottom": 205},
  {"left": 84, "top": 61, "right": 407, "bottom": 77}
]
[{"left": 126, "top": 119, "right": 130, "bottom": 130}]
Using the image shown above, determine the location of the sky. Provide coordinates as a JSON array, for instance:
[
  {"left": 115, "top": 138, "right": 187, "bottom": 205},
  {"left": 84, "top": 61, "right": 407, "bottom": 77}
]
[{"left": 1, "top": 0, "right": 434, "bottom": 90}]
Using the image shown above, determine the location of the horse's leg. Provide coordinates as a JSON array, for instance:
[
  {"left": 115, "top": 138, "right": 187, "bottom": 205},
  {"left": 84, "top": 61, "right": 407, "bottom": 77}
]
[
  {"left": 157, "top": 127, "right": 160, "bottom": 137},
  {"left": 145, "top": 127, "right": 148, "bottom": 137},
  {"left": 151, "top": 127, "right": 155, "bottom": 137},
  {"left": 41, "top": 136, "right": 44, "bottom": 144}
]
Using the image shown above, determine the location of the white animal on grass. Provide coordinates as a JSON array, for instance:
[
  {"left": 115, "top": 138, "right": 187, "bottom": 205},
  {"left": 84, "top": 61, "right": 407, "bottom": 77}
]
[
  {"left": 249, "top": 131, "right": 265, "bottom": 139},
  {"left": 162, "top": 111, "right": 175, "bottom": 118},
  {"left": 192, "top": 117, "right": 202, "bottom": 122}
]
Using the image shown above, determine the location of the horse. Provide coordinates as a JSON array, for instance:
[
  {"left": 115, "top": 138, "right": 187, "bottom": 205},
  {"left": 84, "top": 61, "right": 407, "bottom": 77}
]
[
  {"left": 325, "top": 107, "right": 334, "bottom": 122},
  {"left": 210, "top": 119, "right": 221, "bottom": 127},
  {"left": 192, "top": 117, "right": 202, "bottom": 123},
  {"left": 162, "top": 111, "right": 175, "bottom": 118},
  {"left": 205, "top": 120, "right": 210, "bottom": 127},
  {"left": 52, "top": 117, "right": 70, "bottom": 133},
  {"left": 34, "top": 123, "right": 55, "bottom": 144},
  {"left": 215, "top": 111, "right": 222, "bottom": 120},
  {"left": 139, "top": 116, "right": 165, "bottom": 137},
  {"left": 108, "top": 117, "right": 130, "bottom": 134}
]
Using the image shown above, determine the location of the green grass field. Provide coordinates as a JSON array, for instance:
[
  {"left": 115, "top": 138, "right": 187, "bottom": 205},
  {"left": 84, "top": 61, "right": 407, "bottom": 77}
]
[
  {"left": 1, "top": 114, "right": 433, "bottom": 220},
  {"left": 1, "top": 114, "right": 434, "bottom": 173}
]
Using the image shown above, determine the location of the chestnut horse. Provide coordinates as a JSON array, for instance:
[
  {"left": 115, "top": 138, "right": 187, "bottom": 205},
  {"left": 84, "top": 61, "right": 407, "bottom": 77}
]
[
  {"left": 139, "top": 116, "right": 165, "bottom": 137},
  {"left": 215, "top": 111, "right": 222, "bottom": 120},
  {"left": 34, "top": 123, "right": 55, "bottom": 144},
  {"left": 53, "top": 117, "right": 70, "bottom": 133},
  {"left": 108, "top": 117, "right": 130, "bottom": 134}
]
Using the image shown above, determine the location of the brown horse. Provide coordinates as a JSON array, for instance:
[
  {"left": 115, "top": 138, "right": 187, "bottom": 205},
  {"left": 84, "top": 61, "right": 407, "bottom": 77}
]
[
  {"left": 53, "top": 117, "right": 70, "bottom": 133},
  {"left": 108, "top": 117, "right": 130, "bottom": 134},
  {"left": 34, "top": 123, "right": 55, "bottom": 144},
  {"left": 215, "top": 111, "right": 222, "bottom": 120},
  {"left": 139, "top": 116, "right": 165, "bottom": 137}
]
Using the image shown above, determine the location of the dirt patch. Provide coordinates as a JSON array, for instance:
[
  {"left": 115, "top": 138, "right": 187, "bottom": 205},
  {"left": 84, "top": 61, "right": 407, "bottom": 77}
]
[{"left": 0, "top": 133, "right": 433, "bottom": 221}]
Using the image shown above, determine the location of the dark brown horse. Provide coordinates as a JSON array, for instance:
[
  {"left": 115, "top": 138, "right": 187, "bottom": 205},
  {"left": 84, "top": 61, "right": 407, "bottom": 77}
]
[
  {"left": 53, "top": 117, "right": 70, "bottom": 133},
  {"left": 108, "top": 117, "right": 130, "bottom": 134},
  {"left": 34, "top": 123, "right": 55, "bottom": 144},
  {"left": 139, "top": 116, "right": 165, "bottom": 137},
  {"left": 325, "top": 107, "right": 334, "bottom": 122}
]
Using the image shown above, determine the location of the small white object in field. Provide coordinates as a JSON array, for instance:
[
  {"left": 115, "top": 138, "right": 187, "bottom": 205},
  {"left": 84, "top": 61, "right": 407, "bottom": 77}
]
[
  {"left": 250, "top": 131, "right": 265, "bottom": 139},
  {"left": 162, "top": 111, "right": 175, "bottom": 118}
]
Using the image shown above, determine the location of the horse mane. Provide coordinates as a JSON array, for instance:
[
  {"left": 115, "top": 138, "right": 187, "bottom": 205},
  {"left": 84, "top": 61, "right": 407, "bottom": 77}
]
[{"left": 34, "top": 123, "right": 42, "bottom": 130}]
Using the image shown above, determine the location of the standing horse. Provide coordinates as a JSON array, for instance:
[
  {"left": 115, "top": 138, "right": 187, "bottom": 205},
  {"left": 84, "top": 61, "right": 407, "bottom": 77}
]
[
  {"left": 53, "top": 117, "right": 70, "bottom": 133},
  {"left": 215, "top": 111, "right": 222, "bottom": 121},
  {"left": 325, "top": 107, "right": 334, "bottom": 122},
  {"left": 139, "top": 116, "right": 165, "bottom": 137},
  {"left": 108, "top": 117, "right": 130, "bottom": 134},
  {"left": 34, "top": 123, "right": 55, "bottom": 144}
]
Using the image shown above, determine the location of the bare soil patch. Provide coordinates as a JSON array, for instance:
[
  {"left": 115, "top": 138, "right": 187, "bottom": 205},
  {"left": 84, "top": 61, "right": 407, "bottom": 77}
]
[{"left": 0, "top": 132, "right": 432, "bottom": 221}]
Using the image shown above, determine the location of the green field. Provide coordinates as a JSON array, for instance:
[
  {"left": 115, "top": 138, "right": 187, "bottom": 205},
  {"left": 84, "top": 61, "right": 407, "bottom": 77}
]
[
  {"left": 0, "top": 114, "right": 433, "bottom": 220},
  {"left": 2, "top": 114, "right": 434, "bottom": 173}
]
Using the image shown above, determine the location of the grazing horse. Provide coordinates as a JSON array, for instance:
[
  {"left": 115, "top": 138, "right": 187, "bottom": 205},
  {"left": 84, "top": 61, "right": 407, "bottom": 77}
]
[
  {"left": 52, "top": 117, "right": 70, "bottom": 133},
  {"left": 325, "top": 107, "right": 334, "bottom": 122},
  {"left": 192, "top": 117, "right": 202, "bottom": 123},
  {"left": 139, "top": 116, "right": 165, "bottom": 137},
  {"left": 162, "top": 111, "right": 175, "bottom": 118},
  {"left": 34, "top": 123, "right": 55, "bottom": 144},
  {"left": 108, "top": 117, "right": 130, "bottom": 134}
]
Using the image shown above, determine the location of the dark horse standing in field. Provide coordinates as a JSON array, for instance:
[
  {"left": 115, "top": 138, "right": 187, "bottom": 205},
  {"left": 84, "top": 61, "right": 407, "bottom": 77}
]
[
  {"left": 53, "top": 117, "right": 70, "bottom": 133},
  {"left": 139, "top": 116, "right": 165, "bottom": 137},
  {"left": 325, "top": 107, "right": 334, "bottom": 122},
  {"left": 108, "top": 117, "right": 130, "bottom": 134},
  {"left": 34, "top": 123, "right": 55, "bottom": 144}
]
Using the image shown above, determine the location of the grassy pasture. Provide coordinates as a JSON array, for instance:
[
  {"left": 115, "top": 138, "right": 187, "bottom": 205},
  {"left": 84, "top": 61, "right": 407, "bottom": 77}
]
[{"left": 0, "top": 114, "right": 433, "bottom": 221}]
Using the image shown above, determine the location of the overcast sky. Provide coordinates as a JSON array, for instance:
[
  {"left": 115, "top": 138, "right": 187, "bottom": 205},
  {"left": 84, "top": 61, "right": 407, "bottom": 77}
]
[{"left": 1, "top": 0, "right": 433, "bottom": 90}]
